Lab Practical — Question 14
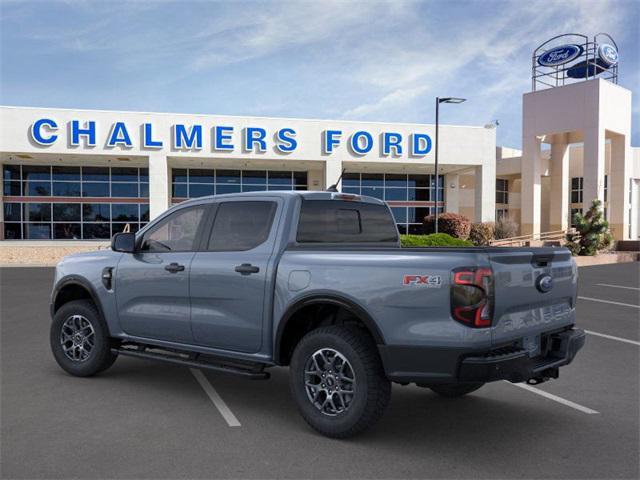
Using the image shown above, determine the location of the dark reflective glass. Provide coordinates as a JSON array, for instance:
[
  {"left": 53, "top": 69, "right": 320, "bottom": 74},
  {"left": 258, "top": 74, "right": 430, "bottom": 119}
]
[
  {"left": 139, "top": 168, "right": 149, "bottom": 182},
  {"left": 111, "top": 167, "right": 138, "bottom": 181},
  {"left": 410, "top": 188, "right": 430, "bottom": 201},
  {"left": 140, "top": 204, "right": 150, "bottom": 222},
  {"left": 3, "top": 165, "right": 21, "bottom": 181},
  {"left": 4, "top": 203, "right": 21, "bottom": 221},
  {"left": 189, "top": 184, "right": 215, "bottom": 197},
  {"left": 83, "top": 203, "right": 110, "bottom": 221},
  {"left": 293, "top": 171, "right": 308, "bottom": 186},
  {"left": 52, "top": 166, "right": 80, "bottom": 181},
  {"left": 3, "top": 181, "right": 21, "bottom": 196},
  {"left": 172, "top": 169, "right": 188, "bottom": 183},
  {"left": 216, "top": 170, "right": 240, "bottom": 184},
  {"left": 52, "top": 182, "right": 81, "bottom": 197},
  {"left": 390, "top": 207, "right": 407, "bottom": 223},
  {"left": 437, "top": 188, "right": 445, "bottom": 201},
  {"left": 112, "top": 204, "right": 139, "bottom": 221},
  {"left": 82, "top": 167, "right": 109, "bottom": 181},
  {"left": 112, "top": 223, "right": 140, "bottom": 234},
  {"left": 396, "top": 224, "right": 407, "bottom": 235},
  {"left": 82, "top": 182, "right": 109, "bottom": 197},
  {"left": 242, "top": 170, "right": 266, "bottom": 184},
  {"left": 24, "top": 223, "right": 51, "bottom": 239},
  {"left": 208, "top": 202, "right": 277, "bottom": 251},
  {"left": 189, "top": 169, "right": 215, "bottom": 183},
  {"left": 342, "top": 186, "right": 360, "bottom": 195},
  {"left": 111, "top": 183, "right": 138, "bottom": 198},
  {"left": 409, "top": 175, "right": 430, "bottom": 188},
  {"left": 361, "top": 187, "right": 384, "bottom": 199},
  {"left": 54, "top": 223, "right": 81, "bottom": 239},
  {"left": 140, "top": 183, "right": 149, "bottom": 197},
  {"left": 216, "top": 184, "right": 241, "bottom": 195},
  {"left": 408, "top": 224, "right": 424, "bottom": 235},
  {"left": 172, "top": 183, "right": 188, "bottom": 198},
  {"left": 25, "top": 203, "right": 51, "bottom": 221},
  {"left": 384, "top": 188, "right": 407, "bottom": 201},
  {"left": 267, "top": 184, "right": 293, "bottom": 191},
  {"left": 294, "top": 185, "right": 308, "bottom": 191},
  {"left": 53, "top": 203, "right": 81, "bottom": 221},
  {"left": 4, "top": 223, "right": 22, "bottom": 239},
  {"left": 26, "top": 181, "right": 51, "bottom": 196},
  {"left": 267, "top": 171, "right": 292, "bottom": 185},
  {"left": 415, "top": 208, "right": 430, "bottom": 223},
  {"left": 23, "top": 166, "right": 51, "bottom": 181},
  {"left": 342, "top": 173, "right": 360, "bottom": 187},
  {"left": 361, "top": 174, "right": 384, "bottom": 186},
  {"left": 242, "top": 184, "right": 267, "bottom": 192},
  {"left": 385, "top": 174, "right": 407, "bottom": 187},
  {"left": 83, "top": 223, "right": 111, "bottom": 239}
]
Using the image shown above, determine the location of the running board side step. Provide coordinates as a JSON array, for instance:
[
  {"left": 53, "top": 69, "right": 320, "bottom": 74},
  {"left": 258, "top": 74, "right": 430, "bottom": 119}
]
[{"left": 112, "top": 346, "right": 270, "bottom": 379}]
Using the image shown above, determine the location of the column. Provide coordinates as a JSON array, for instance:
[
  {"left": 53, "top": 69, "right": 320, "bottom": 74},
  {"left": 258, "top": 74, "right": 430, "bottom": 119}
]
[
  {"left": 474, "top": 164, "right": 495, "bottom": 223},
  {"left": 445, "top": 173, "right": 459, "bottom": 214},
  {"left": 148, "top": 153, "right": 170, "bottom": 220},
  {"left": 521, "top": 135, "right": 542, "bottom": 236},
  {"left": 609, "top": 134, "right": 631, "bottom": 240},
  {"left": 324, "top": 158, "right": 343, "bottom": 190},
  {"left": 549, "top": 134, "right": 570, "bottom": 232},
  {"left": 582, "top": 126, "right": 605, "bottom": 212}
]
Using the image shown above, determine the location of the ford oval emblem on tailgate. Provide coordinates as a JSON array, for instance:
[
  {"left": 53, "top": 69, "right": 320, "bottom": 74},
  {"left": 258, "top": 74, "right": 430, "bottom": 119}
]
[{"left": 536, "top": 274, "right": 554, "bottom": 293}]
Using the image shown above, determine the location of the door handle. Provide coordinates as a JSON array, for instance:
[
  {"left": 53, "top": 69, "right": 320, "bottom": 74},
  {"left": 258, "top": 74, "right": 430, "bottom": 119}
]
[
  {"left": 234, "top": 263, "right": 260, "bottom": 275},
  {"left": 165, "top": 262, "right": 185, "bottom": 273}
]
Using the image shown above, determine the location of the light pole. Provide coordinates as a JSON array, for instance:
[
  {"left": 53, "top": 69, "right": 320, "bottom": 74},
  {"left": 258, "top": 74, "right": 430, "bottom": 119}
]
[{"left": 434, "top": 96, "right": 466, "bottom": 233}]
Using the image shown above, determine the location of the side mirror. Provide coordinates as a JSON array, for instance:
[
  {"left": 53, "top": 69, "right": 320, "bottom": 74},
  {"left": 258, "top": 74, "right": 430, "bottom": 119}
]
[{"left": 111, "top": 232, "right": 136, "bottom": 253}]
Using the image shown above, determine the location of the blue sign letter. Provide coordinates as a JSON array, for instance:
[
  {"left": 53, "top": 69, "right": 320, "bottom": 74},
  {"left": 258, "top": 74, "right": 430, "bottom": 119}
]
[
  {"left": 350, "top": 131, "right": 373, "bottom": 155},
  {"left": 411, "top": 133, "right": 432, "bottom": 156},
  {"left": 323, "top": 130, "right": 342, "bottom": 154},
  {"left": 244, "top": 127, "right": 267, "bottom": 152},
  {"left": 275, "top": 128, "right": 297, "bottom": 153},
  {"left": 30, "top": 118, "right": 58, "bottom": 145},
  {"left": 107, "top": 122, "right": 133, "bottom": 148},
  {"left": 143, "top": 123, "right": 163, "bottom": 148},
  {"left": 173, "top": 124, "right": 203, "bottom": 150},
  {"left": 71, "top": 120, "right": 96, "bottom": 147},
  {"left": 383, "top": 132, "right": 403, "bottom": 156},
  {"left": 214, "top": 126, "right": 234, "bottom": 151}
]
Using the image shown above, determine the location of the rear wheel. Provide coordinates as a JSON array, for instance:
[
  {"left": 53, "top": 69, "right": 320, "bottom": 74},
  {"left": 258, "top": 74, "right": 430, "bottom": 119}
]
[
  {"left": 50, "top": 300, "right": 118, "bottom": 377},
  {"left": 429, "top": 382, "right": 484, "bottom": 397},
  {"left": 289, "top": 325, "right": 391, "bottom": 438}
]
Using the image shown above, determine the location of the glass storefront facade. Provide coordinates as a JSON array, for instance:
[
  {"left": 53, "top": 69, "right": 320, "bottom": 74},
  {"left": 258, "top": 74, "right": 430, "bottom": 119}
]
[
  {"left": 171, "top": 168, "right": 308, "bottom": 201},
  {"left": 2, "top": 164, "right": 149, "bottom": 239},
  {"left": 342, "top": 172, "right": 445, "bottom": 234}
]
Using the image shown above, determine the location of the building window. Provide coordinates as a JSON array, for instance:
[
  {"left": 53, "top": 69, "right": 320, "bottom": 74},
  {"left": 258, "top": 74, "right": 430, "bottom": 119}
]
[
  {"left": 604, "top": 175, "right": 608, "bottom": 203},
  {"left": 570, "top": 208, "right": 583, "bottom": 228},
  {"left": 496, "top": 208, "right": 509, "bottom": 219},
  {"left": 496, "top": 178, "right": 508, "bottom": 204},
  {"left": 342, "top": 172, "right": 444, "bottom": 233},
  {"left": 2, "top": 164, "right": 149, "bottom": 240},
  {"left": 570, "top": 177, "right": 583, "bottom": 203},
  {"left": 171, "top": 168, "right": 307, "bottom": 201}
]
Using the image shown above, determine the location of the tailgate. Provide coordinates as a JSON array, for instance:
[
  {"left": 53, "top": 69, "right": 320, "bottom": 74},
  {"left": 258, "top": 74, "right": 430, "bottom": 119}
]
[{"left": 488, "top": 247, "right": 577, "bottom": 355}]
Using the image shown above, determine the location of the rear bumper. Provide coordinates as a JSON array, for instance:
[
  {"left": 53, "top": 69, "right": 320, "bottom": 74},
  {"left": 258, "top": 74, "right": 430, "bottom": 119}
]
[{"left": 379, "top": 328, "right": 586, "bottom": 384}]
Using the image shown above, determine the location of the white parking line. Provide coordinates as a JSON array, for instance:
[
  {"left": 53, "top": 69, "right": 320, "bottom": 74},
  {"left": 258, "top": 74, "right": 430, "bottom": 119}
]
[
  {"left": 190, "top": 368, "right": 241, "bottom": 427},
  {"left": 507, "top": 382, "right": 599, "bottom": 415},
  {"left": 595, "top": 283, "right": 640, "bottom": 291},
  {"left": 585, "top": 330, "right": 640, "bottom": 346},
  {"left": 578, "top": 296, "right": 640, "bottom": 309}
]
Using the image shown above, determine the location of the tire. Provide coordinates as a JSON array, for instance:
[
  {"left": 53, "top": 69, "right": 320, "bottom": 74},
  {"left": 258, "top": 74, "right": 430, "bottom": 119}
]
[
  {"left": 429, "top": 382, "right": 484, "bottom": 398},
  {"left": 50, "top": 299, "right": 118, "bottom": 377},
  {"left": 289, "top": 325, "right": 391, "bottom": 439}
]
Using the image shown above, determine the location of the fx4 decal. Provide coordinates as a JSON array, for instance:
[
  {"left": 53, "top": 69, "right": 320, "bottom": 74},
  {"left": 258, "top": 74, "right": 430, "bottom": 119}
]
[{"left": 403, "top": 274, "right": 442, "bottom": 287}]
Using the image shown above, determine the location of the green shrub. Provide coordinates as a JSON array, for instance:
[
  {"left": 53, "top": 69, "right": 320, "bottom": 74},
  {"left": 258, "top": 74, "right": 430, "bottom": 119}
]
[
  {"left": 494, "top": 216, "right": 519, "bottom": 239},
  {"left": 423, "top": 213, "right": 471, "bottom": 239},
  {"left": 469, "top": 222, "right": 495, "bottom": 246},
  {"left": 565, "top": 199, "right": 613, "bottom": 256},
  {"left": 401, "top": 233, "right": 473, "bottom": 247}
]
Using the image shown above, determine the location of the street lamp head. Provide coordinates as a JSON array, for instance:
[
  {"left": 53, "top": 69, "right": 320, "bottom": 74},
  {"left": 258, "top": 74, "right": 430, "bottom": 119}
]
[{"left": 438, "top": 97, "right": 466, "bottom": 104}]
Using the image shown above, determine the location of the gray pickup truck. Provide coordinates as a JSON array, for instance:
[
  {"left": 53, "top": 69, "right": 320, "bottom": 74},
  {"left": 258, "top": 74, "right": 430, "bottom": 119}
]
[{"left": 50, "top": 191, "right": 585, "bottom": 437}]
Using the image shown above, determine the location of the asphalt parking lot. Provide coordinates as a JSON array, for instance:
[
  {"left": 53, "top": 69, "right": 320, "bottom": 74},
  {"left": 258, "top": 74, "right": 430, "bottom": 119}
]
[{"left": 1, "top": 263, "right": 638, "bottom": 479}]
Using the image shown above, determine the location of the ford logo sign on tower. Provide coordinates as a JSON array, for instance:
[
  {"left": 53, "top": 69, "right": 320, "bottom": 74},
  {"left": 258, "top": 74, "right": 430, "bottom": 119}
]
[
  {"left": 598, "top": 43, "right": 619, "bottom": 66},
  {"left": 537, "top": 44, "right": 583, "bottom": 67}
]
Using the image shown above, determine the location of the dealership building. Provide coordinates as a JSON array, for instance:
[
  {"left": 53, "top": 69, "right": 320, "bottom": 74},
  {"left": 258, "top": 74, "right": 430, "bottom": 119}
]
[{"left": 0, "top": 35, "right": 638, "bottom": 249}]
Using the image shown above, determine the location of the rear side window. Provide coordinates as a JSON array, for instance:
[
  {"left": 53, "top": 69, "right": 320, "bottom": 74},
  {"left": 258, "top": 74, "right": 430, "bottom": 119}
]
[
  {"left": 297, "top": 200, "right": 398, "bottom": 243},
  {"left": 207, "top": 201, "right": 277, "bottom": 251}
]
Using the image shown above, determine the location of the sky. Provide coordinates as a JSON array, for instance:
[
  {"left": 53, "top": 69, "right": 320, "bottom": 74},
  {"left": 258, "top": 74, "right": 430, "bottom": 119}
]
[{"left": 1, "top": 0, "right": 638, "bottom": 148}]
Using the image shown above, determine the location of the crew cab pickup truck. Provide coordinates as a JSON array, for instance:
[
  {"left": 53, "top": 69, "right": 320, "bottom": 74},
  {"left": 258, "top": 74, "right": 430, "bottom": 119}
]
[{"left": 50, "top": 191, "right": 585, "bottom": 438}]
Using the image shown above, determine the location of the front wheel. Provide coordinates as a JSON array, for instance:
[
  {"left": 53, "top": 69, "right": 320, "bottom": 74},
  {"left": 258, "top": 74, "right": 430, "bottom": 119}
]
[
  {"left": 429, "top": 382, "right": 484, "bottom": 397},
  {"left": 50, "top": 300, "right": 118, "bottom": 377},
  {"left": 289, "top": 325, "right": 391, "bottom": 439}
]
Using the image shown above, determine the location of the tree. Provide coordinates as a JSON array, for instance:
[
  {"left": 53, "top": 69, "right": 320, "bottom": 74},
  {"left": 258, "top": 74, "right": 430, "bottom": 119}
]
[{"left": 565, "top": 199, "right": 613, "bottom": 256}]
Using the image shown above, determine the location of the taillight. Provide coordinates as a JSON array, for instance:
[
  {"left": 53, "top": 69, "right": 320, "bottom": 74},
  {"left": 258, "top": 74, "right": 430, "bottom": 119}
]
[{"left": 451, "top": 267, "right": 494, "bottom": 328}]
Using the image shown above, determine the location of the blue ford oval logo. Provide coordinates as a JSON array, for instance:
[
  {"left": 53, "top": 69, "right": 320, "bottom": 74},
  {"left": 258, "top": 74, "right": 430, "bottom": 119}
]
[
  {"left": 536, "top": 274, "right": 554, "bottom": 293},
  {"left": 538, "top": 44, "right": 583, "bottom": 67},
  {"left": 598, "top": 43, "right": 618, "bottom": 66}
]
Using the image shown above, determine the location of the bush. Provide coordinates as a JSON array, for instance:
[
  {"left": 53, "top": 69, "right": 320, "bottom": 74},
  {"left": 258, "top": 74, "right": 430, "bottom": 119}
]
[
  {"left": 469, "top": 222, "right": 495, "bottom": 246},
  {"left": 565, "top": 199, "right": 613, "bottom": 256},
  {"left": 401, "top": 233, "right": 473, "bottom": 247},
  {"left": 494, "top": 216, "right": 519, "bottom": 239},
  {"left": 423, "top": 213, "right": 471, "bottom": 240}
]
